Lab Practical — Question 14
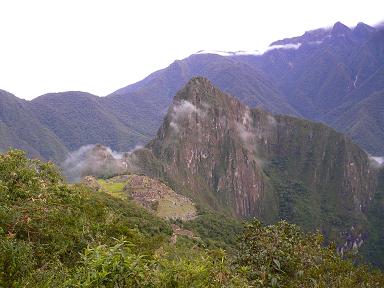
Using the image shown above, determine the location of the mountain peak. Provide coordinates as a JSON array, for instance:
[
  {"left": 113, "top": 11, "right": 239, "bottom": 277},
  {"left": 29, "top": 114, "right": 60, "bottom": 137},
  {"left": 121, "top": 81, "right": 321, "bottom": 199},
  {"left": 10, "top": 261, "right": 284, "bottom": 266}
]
[
  {"left": 0, "top": 89, "right": 21, "bottom": 103},
  {"left": 353, "top": 22, "right": 376, "bottom": 39},
  {"left": 174, "top": 76, "right": 212, "bottom": 99},
  {"left": 331, "top": 21, "right": 351, "bottom": 36},
  {"left": 149, "top": 79, "right": 268, "bottom": 217},
  {"left": 270, "top": 28, "right": 328, "bottom": 46},
  {"left": 174, "top": 76, "right": 232, "bottom": 105},
  {"left": 355, "top": 22, "right": 373, "bottom": 30},
  {"left": 186, "top": 76, "right": 212, "bottom": 87}
]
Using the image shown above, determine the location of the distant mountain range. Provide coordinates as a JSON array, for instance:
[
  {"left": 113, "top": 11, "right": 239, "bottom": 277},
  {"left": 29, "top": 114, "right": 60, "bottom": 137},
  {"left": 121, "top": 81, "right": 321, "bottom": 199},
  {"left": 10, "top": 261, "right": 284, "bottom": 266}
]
[
  {"left": 232, "top": 22, "right": 384, "bottom": 155},
  {"left": 0, "top": 21, "right": 383, "bottom": 161}
]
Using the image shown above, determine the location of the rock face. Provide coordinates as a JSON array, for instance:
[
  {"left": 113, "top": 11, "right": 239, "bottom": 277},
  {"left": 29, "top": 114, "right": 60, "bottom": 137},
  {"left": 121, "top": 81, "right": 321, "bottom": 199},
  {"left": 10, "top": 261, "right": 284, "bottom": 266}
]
[
  {"left": 148, "top": 77, "right": 268, "bottom": 218},
  {"left": 139, "top": 77, "right": 377, "bottom": 243}
]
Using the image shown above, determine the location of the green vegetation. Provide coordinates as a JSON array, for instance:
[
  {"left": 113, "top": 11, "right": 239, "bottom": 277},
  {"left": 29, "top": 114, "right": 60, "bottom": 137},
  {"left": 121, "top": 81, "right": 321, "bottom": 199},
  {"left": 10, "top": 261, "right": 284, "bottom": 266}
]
[
  {"left": 0, "top": 150, "right": 171, "bottom": 286},
  {"left": 30, "top": 92, "right": 151, "bottom": 158},
  {"left": 329, "top": 89, "right": 384, "bottom": 156},
  {"left": 1, "top": 149, "right": 384, "bottom": 287},
  {"left": 262, "top": 119, "right": 371, "bottom": 245},
  {"left": 361, "top": 167, "right": 384, "bottom": 268},
  {"left": 66, "top": 239, "right": 248, "bottom": 288},
  {"left": 236, "top": 220, "right": 384, "bottom": 287},
  {"left": 180, "top": 210, "right": 244, "bottom": 250},
  {"left": 98, "top": 178, "right": 127, "bottom": 199},
  {"left": 0, "top": 90, "right": 68, "bottom": 161},
  {"left": 156, "top": 194, "right": 195, "bottom": 219}
]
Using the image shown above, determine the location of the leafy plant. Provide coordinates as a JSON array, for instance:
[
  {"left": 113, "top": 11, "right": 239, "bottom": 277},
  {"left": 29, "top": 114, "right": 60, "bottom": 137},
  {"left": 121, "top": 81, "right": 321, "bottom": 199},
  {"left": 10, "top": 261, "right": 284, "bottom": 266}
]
[
  {"left": 0, "top": 149, "right": 171, "bottom": 286},
  {"left": 236, "top": 219, "right": 384, "bottom": 287}
]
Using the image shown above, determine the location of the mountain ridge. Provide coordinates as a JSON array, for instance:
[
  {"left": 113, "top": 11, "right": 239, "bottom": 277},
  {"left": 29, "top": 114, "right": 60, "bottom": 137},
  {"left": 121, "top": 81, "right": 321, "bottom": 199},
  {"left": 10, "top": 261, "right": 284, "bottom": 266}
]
[
  {"left": 0, "top": 89, "right": 68, "bottom": 160},
  {"left": 233, "top": 21, "right": 384, "bottom": 155},
  {"left": 0, "top": 53, "right": 297, "bottom": 161},
  {"left": 1, "top": 21, "right": 383, "bottom": 161}
]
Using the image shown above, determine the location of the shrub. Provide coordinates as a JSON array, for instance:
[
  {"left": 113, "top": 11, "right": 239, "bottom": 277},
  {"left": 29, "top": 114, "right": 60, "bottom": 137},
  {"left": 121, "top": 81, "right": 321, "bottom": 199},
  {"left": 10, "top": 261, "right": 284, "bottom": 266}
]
[{"left": 236, "top": 220, "right": 384, "bottom": 287}]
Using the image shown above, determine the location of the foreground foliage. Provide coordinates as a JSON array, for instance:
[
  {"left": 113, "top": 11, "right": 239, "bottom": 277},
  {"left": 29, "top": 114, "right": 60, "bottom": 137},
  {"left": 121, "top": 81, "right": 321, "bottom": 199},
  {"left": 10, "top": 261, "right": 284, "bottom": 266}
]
[
  {"left": 0, "top": 150, "right": 171, "bottom": 286},
  {"left": 0, "top": 149, "right": 383, "bottom": 287},
  {"left": 66, "top": 239, "right": 247, "bottom": 287},
  {"left": 236, "top": 220, "right": 384, "bottom": 287}
]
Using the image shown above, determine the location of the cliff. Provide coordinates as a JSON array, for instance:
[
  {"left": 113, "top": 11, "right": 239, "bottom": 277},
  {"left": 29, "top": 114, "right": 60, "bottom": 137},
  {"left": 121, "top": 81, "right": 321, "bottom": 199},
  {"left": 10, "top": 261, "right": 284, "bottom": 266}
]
[{"left": 139, "top": 77, "right": 377, "bottom": 244}]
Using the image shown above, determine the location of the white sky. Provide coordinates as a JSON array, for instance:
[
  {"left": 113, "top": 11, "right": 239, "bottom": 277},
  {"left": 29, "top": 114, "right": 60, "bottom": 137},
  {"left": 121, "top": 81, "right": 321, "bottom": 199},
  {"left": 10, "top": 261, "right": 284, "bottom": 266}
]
[{"left": 0, "top": 0, "right": 382, "bottom": 100}]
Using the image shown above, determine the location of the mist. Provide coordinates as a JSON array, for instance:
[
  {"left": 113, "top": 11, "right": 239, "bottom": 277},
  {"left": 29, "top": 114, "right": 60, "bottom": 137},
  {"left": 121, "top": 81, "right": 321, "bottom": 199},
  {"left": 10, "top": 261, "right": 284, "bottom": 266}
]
[
  {"left": 170, "top": 100, "right": 205, "bottom": 133},
  {"left": 61, "top": 144, "right": 140, "bottom": 183},
  {"left": 369, "top": 156, "right": 384, "bottom": 168}
]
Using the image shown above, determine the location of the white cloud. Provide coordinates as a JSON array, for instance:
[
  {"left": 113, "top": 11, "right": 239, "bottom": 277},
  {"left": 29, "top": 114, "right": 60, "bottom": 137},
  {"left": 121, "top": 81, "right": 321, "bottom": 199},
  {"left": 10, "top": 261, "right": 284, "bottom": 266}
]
[
  {"left": 173, "top": 101, "right": 199, "bottom": 119},
  {"left": 236, "top": 122, "right": 255, "bottom": 148},
  {"left": 170, "top": 100, "right": 204, "bottom": 132},
  {"left": 61, "top": 144, "right": 137, "bottom": 182},
  {"left": 264, "top": 43, "right": 302, "bottom": 53},
  {"left": 370, "top": 156, "right": 384, "bottom": 166},
  {"left": 308, "top": 40, "right": 324, "bottom": 45},
  {"left": 196, "top": 50, "right": 262, "bottom": 56},
  {"left": 195, "top": 43, "right": 307, "bottom": 58}
]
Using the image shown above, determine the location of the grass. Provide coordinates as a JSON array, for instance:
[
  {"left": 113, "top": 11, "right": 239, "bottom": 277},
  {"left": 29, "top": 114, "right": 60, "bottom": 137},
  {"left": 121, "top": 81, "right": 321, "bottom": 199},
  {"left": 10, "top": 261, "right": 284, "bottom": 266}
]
[{"left": 98, "top": 179, "right": 127, "bottom": 200}]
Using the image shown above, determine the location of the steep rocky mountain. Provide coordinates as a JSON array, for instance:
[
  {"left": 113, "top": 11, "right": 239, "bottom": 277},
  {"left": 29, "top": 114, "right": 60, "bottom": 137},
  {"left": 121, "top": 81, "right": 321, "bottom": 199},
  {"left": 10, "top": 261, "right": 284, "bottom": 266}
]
[
  {"left": 233, "top": 22, "right": 384, "bottom": 155},
  {"left": 0, "top": 54, "right": 295, "bottom": 162},
  {"left": 0, "top": 90, "right": 68, "bottom": 160},
  {"left": 104, "top": 53, "right": 297, "bottom": 142},
  {"left": 128, "top": 77, "right": 378, "bottom": 247}
]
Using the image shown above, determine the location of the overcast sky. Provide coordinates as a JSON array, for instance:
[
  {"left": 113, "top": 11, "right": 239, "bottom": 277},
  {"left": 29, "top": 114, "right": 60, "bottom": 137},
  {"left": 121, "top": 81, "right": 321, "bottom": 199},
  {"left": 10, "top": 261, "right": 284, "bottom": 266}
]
[{"left": 0, "top": 0, "right": 382, "bottom": 100}]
